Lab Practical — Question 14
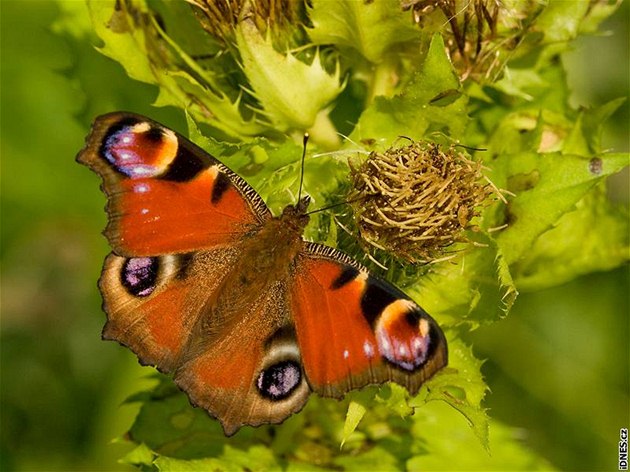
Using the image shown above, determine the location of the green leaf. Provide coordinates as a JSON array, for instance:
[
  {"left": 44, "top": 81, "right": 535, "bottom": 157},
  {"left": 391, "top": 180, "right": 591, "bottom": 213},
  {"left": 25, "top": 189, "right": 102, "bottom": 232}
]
[
  {"left": 87, "top": 0, "right": 155, "bottom": 83},
  {"left": 333, "top": 445, "right": 400, "bottom": 471},
  {"left": 155, "top": 456, "right": 236, "bottom": 472},
  {"left": 410, "top": 233, "right": 517, "bottom": 328},
  {"left": 536, "top": 0, "right": 590, "bottom": 43},
  {"left": 579, "top": 0, "right": 623, "bottom": 34},
  {"left": 563, "top": 98, "right": 625, "bottom": 156},
  {"left": 155, "top": 446, "right": 280, "bottom": 472},
  {"left": 407, "top": 403, "right": 554, "bottom": 470},
  {"left": 52, "top": 0, "right": 93, "bottom": 38},
  {"left": 410, "top": 338, "right": 490, "bottom": 451},
  {"left": 512, "top": 186, "right": 630, "bottom": 291},
  {"left": 236, "top": 20, "right": 344, "bottom": 148},
  {"left": 562, "top": 111, "right": 590, "bottom": 156},
  {"left": 308, "top": 0, "right": 418, "bottom": 64},
  {"left": 376, "top": 384, "right": 414, "bottom": 418},
  {"left": 341, "top": 394, "right": 369, "bottom": 447},
  {"left": 87, "top": 0, "right": 268, "bottom": 140},
  {"left": 285, "top": 462, "right": 332, "bottom": 472},
  {"left": 480, "top": 59, "right": 571, "bottom": 135},
  {"left": 492, "top": 68, "right": 549, "bottom": 102},
  {"left": 128, "top": 384, "right": 235, "bottom": 459},
  {"left": 493, "top": 151, "right": 629, "bottom": 265},
  {"left": 349, "top": 34, "right": 468, "bottom": 145},
  {"left": 120, "top": 442, "right": 155, "bottom": 467},
  {"left": 221, "top": 445, "right": 281, "bottom": 471}
]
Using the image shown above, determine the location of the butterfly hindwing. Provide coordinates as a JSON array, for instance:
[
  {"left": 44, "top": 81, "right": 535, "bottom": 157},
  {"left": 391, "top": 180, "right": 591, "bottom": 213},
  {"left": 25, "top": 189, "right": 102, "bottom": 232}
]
[
  {"left": 291, "top": 243, "right": 447, "bottom": 397},
  {"left": 76, "top": 112, "right": 270, "bottom": 256},
  {"left": 100, "top": 248, "right": 241, "bottom": 373},
  {"left": 173, "top": 281, "right": 311, "bottom": 436}
]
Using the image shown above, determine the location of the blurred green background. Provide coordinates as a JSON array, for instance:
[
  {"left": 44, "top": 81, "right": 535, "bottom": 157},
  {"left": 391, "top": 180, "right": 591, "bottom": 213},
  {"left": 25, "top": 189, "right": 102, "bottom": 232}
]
[{"left": 1, "top": 1, "right": 627, "bottom": 471}]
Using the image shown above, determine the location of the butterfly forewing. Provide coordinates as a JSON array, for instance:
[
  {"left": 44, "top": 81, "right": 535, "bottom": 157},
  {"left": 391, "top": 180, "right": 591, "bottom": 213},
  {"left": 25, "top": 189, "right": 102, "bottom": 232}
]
[{"left": 77, "top": 112, "right": 270, "bottom": 256}]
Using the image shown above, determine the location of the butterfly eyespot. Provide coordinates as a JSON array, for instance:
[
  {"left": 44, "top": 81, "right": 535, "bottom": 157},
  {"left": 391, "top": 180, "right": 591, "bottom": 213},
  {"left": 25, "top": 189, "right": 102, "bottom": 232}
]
[
  {"left": 101, "top": 121, "right": 177, "bottom": 178},
  {"left": 256, "top": 360, "right": 302, "bottom": 401},
  {"left": 375, "top": 300, "right": 433, "bottom": 371},
  {"left": 121, "top": 257, "right": 159, "bottom": 297}
]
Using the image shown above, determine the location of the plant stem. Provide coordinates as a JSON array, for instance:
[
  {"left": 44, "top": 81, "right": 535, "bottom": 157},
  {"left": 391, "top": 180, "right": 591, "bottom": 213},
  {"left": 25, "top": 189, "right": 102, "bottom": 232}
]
[
  {"left": 306, "top": 110, "right": 341, "bottom": 150},
  {"left": 368, "top": 58, "right": 398, "bottom": 103}
]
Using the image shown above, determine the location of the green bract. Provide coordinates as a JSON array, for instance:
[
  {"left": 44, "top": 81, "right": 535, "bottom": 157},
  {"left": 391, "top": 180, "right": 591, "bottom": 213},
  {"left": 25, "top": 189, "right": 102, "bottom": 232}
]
[{"left": 236, "top": 20, "right": 343, "bottom": 148}]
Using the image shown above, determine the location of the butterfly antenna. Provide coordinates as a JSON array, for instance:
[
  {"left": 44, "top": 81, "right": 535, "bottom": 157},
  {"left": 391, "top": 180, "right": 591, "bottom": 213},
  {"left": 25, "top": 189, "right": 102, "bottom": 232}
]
[
  {"left": 297, "top": 133, "right": 309, "bottom": 204},
  {"left": 305, "top": 195, "right": 369, "bottom": 216},
  {"left": 455, "top": 143, "right": 487, "bottom": 152}
]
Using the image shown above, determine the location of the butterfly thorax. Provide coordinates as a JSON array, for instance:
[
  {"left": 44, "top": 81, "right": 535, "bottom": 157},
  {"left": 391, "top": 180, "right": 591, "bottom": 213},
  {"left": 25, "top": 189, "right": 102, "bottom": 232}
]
[
  {"left": 194, "top": 199, "right": 311, "bottom": 340},
  {"left": 228, "top": 198, "right": 310, "bottom": 291}
]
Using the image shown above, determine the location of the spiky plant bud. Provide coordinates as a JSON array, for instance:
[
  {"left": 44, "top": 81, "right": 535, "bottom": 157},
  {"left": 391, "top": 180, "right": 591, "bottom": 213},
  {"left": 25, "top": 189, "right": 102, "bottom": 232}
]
[{"left": 349, "top": 141, "right": 494, "bottom": 263}]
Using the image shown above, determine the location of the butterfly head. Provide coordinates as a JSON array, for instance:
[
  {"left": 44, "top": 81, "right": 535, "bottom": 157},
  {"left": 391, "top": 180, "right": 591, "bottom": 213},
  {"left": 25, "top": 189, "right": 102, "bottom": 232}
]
[
  {"left": 278, "top": 196, "right": 311, "bottom": 233},
  {"left": 295, "top": 196, "right": 311, "bottom": 215}
]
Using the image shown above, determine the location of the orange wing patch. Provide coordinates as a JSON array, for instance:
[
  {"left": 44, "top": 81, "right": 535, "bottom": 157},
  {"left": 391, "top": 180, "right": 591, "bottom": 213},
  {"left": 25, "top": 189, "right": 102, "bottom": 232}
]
[
  {"left": 173, "top": 290, "right": 311, "bottom": 436},
  {"left": 291, "top": 258, "right": 382, "bottom": 396},
  {"left": 110, "top": 167, "right": 259, "bottom": 255}
]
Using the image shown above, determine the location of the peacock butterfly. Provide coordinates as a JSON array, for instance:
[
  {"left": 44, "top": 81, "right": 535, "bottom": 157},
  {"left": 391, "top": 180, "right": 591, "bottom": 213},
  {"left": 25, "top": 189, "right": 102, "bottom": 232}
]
[{"left": 77, "top": 112, "right": 448, "bottom": 436}]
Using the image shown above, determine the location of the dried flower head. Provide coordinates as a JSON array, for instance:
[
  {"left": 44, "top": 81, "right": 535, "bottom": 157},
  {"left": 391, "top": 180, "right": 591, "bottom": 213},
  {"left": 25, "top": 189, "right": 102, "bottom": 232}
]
[
  {"left": 188, "top": 0, "right": 302, "bottom": 44},
  {"left": 349, "top": 141, "right": 494, "bottom": 263},
  {"left": 402, "top": 0, "right": 537, "bottom": 82}
]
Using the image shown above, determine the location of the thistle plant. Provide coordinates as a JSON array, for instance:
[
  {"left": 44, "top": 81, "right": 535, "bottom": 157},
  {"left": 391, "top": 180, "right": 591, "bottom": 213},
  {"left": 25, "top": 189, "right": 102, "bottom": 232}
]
[{"left": 56, "top": 0, "right": 628, "bottom": 469}]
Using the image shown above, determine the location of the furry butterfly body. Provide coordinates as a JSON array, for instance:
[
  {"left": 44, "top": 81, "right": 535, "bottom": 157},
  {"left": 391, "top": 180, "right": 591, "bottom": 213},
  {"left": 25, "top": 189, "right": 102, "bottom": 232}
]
[{"left": 78, "top": 112, "right": 447, "bottom": 435}]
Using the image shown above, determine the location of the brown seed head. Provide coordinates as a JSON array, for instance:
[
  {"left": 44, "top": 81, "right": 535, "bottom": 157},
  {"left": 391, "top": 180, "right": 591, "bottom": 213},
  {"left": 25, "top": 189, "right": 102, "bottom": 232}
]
[{"left": 349, "top": 141, "right": 494, "bottom": 263}]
